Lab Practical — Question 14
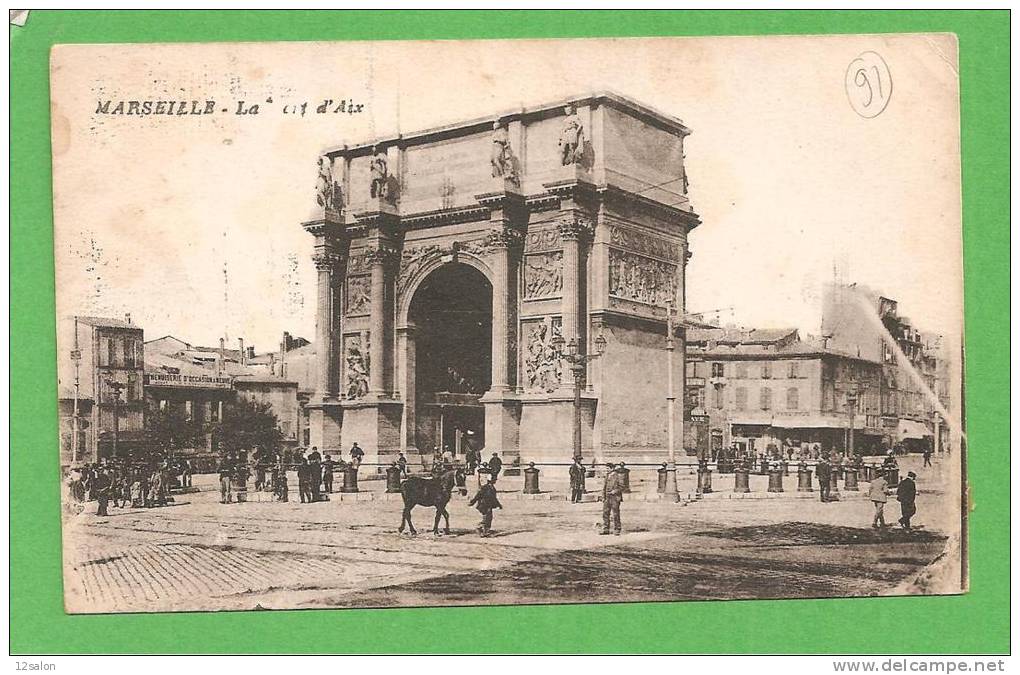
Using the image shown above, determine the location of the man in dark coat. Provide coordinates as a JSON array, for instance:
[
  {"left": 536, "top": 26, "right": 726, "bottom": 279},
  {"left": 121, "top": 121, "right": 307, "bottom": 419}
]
[
  {"left": 218, "top": 455, "right": 234, "bottom": 504},
  {"left": 815, "top": 454, "right": 832, "bottom": 503},
  {"left": 468, "top": 475, "right": 503, "bottom": 537},
  {"left": 93, "top": 467, "right": 113, "bottom": 516},
  {"left": 897, "top": 471, "right": 918, "bottom": 529},
  {"left": 322, "top": 453, "right": 335, "bottom": 493},
  {"left": 309, "top": 453, "right": 323, "bottom": 502},
  {"left": 488, "top": 453, "right": 503, "bottom": 482},
  {"left": 397, "top": 452, "right": 408, "bottom": 478},
  {"left": 569, "top": 456, "right": 586, "bottom": 503},
  {"left": 297, "top": 458, "right": 312, "bottom": 504},
  {"left": 600, "top": 463, "right": 625, "bottom": 535},
  {"left": 349, "top": 443, "right": 365, "bottom": 468}
]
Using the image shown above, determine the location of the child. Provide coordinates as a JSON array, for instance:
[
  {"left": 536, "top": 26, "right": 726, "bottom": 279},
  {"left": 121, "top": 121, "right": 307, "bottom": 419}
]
[{"left": 468, "top": 475, "right": 503, "bottom": 537}]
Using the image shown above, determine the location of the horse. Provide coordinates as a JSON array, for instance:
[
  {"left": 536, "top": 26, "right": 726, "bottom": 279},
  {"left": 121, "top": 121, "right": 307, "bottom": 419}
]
[{"left": 398, "top": 468, "right": 464, "bottom": 536}]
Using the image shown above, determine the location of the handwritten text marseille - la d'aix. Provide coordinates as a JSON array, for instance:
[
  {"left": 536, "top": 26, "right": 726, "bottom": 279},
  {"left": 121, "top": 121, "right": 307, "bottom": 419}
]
[{"left": 95, "top": 97, "right": 366, "bottom": 117}]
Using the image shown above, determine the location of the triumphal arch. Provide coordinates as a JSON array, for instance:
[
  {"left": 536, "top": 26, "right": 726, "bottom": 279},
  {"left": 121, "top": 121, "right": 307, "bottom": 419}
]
[{"left": 303, "top": 93, "right": 700, "bottom": 469}]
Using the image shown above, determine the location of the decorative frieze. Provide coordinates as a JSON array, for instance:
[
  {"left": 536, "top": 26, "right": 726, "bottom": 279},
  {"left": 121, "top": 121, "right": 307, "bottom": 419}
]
[
  {"left": 609, "top": 224, "right": 681, "bottom": 262},
  {"left": 523, "top": 318, "right": 564, "bottom": 393},
  {"left": 523, "top": 251, "right": 563, "bottom": 300},
  {"left": 524, "top": 226, "right": 561, "bottom": 253},
  {"left": 608, "top": 248, "right": 678, "bottom": 307}
]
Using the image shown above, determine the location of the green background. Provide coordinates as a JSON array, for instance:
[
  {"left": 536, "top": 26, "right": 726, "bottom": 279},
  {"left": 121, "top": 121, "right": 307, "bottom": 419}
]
[{"left": 10, "top": 10, "right": 1009, "bottom": 654}]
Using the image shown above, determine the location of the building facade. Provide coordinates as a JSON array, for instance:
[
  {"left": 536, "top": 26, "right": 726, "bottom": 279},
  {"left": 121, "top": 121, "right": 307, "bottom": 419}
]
[
  {"left": 821, "top": 283, "right": 948, "bottom": 451},
  {"left": 57, "top": 315, "right": 146, "bottom": 467},
  {"left": 685, "top": 328, "right": 886, "bottom": 459},
  {"left": 302, "top": 93, "right": 700, "bottom": 467}
]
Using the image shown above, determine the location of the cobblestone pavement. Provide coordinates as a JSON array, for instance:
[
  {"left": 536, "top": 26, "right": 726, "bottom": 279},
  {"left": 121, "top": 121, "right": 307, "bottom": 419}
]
[{"left": 62, "top": 454, "right": 960, "bottom": 613}]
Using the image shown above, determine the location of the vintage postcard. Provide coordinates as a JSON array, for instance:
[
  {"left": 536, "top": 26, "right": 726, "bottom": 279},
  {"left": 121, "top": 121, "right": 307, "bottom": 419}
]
[{"left": 51, "top": 35, "right": 965, "bottom": 614}]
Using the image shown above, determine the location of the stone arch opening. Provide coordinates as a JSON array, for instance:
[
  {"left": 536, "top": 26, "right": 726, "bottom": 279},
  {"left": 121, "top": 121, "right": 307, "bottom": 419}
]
[{"left": 408, "top": 262, "right": 492, "bottom": 456}]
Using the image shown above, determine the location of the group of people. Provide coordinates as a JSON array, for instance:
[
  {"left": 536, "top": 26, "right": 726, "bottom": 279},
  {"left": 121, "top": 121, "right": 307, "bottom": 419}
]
[
  {"left": 67, "top": 458, "right": 189, "bottom": 516},
  {"left": 215, "top": 443, "right": 368, "bottom": 504}
]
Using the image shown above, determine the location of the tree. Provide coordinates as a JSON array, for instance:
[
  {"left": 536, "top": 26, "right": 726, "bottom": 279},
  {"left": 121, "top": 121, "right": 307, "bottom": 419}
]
[
  {"left": 217, "top": 396, "right": 283, "bottom": 458},
  {"left": 145, "top": 404, "right": 203, "bottom": 461}
]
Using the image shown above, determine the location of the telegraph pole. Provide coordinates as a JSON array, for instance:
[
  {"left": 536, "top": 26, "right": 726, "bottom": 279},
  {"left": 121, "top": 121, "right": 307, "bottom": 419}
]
[
  {"left": 71, "top": 316, "right": 81, "bottom": 465},
  {"left": 662, "top": 302, "right": 679, "bottom": 500}
]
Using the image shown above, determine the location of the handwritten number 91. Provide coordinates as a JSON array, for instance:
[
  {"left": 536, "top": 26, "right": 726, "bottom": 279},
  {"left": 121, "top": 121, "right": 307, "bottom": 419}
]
[
  {"left": 853, "top": 66, "right": 883, "bottom": 107},
  {"left": 846, "top": 51, "right": 892, "bottom": 118}
]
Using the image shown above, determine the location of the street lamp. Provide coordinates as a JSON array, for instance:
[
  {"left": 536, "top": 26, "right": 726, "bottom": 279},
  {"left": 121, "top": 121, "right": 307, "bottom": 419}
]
[
  {"left": 846, "top": 388, "right": 859, "bottom": 460},
  {"left": 104, "top": 377, "right": 126, "bottom": 461},
  {"left": 663, "top": 302, "right": 682, "bottom": 501},
  {"left": 552, "top": 332, "right": 607, "bottom": 462}
]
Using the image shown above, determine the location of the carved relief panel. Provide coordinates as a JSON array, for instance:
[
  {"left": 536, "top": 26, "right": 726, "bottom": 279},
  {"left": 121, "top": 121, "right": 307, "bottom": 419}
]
[
  {"left": 346, "top": 276, "right": 371, "bottom": 316},
  {"left": 523, "top": 251, "right": 563, "bottom": 300},
  {"left": 522, "top": 317, "right": 564, "bottom": 393},
  {"left": 342, "top": 333, "right": 370, "bottom": 400},
  {"left": 608, "top": 249, "right": 678, "bottom": 307}
]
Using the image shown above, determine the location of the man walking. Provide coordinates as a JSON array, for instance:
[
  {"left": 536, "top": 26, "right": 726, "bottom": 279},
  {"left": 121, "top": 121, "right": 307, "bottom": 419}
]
[
  {"left": 218, "top": 455, "right": 233, "bottom": 504},
  {"left": 897, "top": 471, "right": 918, "bottom": 530},
  {"left": 816, "top": 454, "right": 832, "bottom": 503},
  {"left": 322, "top": 453, "right": 335, "bottom": 494},
  {"left": 600, "top": 463, "right": 625, "bottom": 535},
  {"left": 922, "top": 447, "right": 933, "bottom": 468},
  {"left": 569, "top": 456, "right": 586, "bottom": 504},
  {"left": 468, "top": 474, "right": 503, "bottom": 537},
  {"left": 869, "top": 471, "right": 889, "bottom": 528}
]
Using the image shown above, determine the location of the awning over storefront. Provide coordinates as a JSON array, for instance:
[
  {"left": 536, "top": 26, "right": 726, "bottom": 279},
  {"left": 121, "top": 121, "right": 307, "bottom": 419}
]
[{"left": 898, "top": 419, "right": 932, "bottom": 441}]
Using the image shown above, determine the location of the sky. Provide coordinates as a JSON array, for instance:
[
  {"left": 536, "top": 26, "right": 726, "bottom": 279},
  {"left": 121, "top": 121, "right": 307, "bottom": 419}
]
[{"left": 51, "top": 34, "right": 962, "bottom": 353}]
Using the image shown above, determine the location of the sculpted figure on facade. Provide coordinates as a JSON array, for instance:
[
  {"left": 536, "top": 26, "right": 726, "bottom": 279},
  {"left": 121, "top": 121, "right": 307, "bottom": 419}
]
[
  {"left": 344, "top": 339, "right": 369, "bottom": 400},
  {"left": 523, "top": 251, "right": 563, "bottom": 300},
  {"left": 490, "top": 121, "right": 519, "bottom": 185},
  {"left": 346, "top": 275, "right": 371, "bottom": 315},
  {"left": 369, "top": 146, "right": 388, "bottom": 200},
  {"left": 524, "top": 321, "right": 564, "bottom": 393},
  {"left": 558, "top": 105, "right": 586, "bottom": 166},
  {"left": 609, "top": 249, "right": 678, "bottom": 307},
  {"left": 315, "top": 155, "right": 343, "bottom": 215}
]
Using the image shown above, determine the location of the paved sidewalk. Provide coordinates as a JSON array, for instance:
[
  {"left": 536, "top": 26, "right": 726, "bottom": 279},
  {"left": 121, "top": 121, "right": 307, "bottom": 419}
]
[{"left": 62, "top": 454, "right": 959, "bottom": 613}]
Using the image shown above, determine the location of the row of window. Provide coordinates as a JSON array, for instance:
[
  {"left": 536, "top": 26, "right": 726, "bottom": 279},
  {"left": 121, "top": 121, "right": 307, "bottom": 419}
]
[
  {"left": 156, "top": 399, "right": 223, "bottom": 423},
  {"left": 695, "top": 385, "right": 802, "bottom": 411},
  {"left": 697, "top": 360, "right": 805, "bottom": 380},
  {"left": 99, "top": 335, "right": 144, "bottom": 369}
]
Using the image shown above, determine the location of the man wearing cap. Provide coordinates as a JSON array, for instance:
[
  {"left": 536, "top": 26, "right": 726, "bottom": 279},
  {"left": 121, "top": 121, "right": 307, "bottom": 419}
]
[
  {"left": 600, "top": 463, "right": 625, "bottom": 535},
  {"left": 322, "top": 453, "right": 335, "bottom": 494},
  {"left": 897, "top": 471, "right": 918, "bottom": 530}
]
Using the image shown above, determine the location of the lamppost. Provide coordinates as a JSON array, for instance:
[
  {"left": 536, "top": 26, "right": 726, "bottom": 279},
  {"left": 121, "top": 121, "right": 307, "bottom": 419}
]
[
  {"left": 552, "top": 332, "right": 607, "bottom": 462},
  {"left": 105, "top": 377, "right": 125, "bottom": 460},
  {"left": 662, "top": 302, "right": 682, "bottom": 500},
  {"left": 846, "top": 389, "right": 858, "bottom": 459}
]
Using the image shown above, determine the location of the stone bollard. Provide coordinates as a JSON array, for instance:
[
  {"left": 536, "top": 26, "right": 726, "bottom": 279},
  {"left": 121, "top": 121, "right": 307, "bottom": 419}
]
[
  {"left": 717, "top": 457, "right": 734, "bottom": 473},
  {"left": 523, "top": 462, "right": 540, "bottom": 494},
  {"left": 619, "top": 463, "right": 631, "bottom": 494},
  {"left": 844, "top": 466, "right": 859, "bottom": 491},
  {"left": 657, "top": 463, "right": 668, "bottom": 493},
  {"left": 733, "top": 462, "right": 750, "bottom": 493},
  {"left": 340, "top": 464, "right": 359, "bottom": 493},
  {"left": 385, "top": 464, "right": 402, "bottom": 493},
  {"left": 697, "top": 462, "right": 714, "bottom": 494},
  {"left": 861, "top": 464, "right": 875, "bottom": 482},
  {"left": 797, "top": 462, "right": 813, "bottom": 492},
  {"left": 768, "top": 465, "right": 784, "bottom": 492}
]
